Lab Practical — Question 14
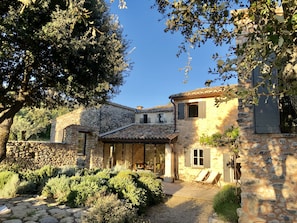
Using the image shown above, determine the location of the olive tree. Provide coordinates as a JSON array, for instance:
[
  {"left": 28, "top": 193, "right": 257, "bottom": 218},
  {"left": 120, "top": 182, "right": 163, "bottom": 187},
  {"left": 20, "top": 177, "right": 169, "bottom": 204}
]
[
  {"left": 0, "top": 0, "right": 130, "bottom": 161},
  {"left": 155, "top": 0, "right": 297, "bottom": 102}
]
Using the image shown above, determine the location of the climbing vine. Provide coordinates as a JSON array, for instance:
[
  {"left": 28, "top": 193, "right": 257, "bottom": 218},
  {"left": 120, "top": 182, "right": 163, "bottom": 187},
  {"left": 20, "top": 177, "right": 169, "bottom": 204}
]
[{"left": 199, "top": 126, "right": 239, "bottom": 153}]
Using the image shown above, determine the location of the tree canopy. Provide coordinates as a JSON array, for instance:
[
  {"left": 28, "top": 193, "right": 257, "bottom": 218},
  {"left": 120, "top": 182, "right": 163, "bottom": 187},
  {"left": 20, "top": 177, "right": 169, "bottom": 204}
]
[
  {"left": 0, "top": 0, "right": 130, "bottom": 161},
  {"left": 10, "top": 106, "right": 70, "bottom": 141},
  {"left": 155, "top": 0, "right": 297, "bottom": 103}
]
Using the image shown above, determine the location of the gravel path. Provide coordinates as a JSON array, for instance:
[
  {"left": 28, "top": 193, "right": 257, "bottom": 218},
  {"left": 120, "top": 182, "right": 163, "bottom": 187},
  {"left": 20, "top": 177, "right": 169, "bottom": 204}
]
[{"left": 144, "top": 195, "right": 215, "bottom": 223}]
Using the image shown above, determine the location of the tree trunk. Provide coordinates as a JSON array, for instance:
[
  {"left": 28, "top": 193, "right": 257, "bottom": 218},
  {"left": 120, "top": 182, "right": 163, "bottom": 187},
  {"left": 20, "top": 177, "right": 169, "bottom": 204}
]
[{"left": 0, "top": 117, "right": 13, "bottom": 162}]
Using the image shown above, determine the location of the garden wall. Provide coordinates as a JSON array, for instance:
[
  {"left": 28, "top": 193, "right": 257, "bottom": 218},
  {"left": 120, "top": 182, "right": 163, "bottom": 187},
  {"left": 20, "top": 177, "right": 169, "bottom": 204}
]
[
  {"left": 238, "top": 102, "right": 297, "bottom": 222},
  {"left": 3, "top": 141, "right": 79, "bottom": 170}
]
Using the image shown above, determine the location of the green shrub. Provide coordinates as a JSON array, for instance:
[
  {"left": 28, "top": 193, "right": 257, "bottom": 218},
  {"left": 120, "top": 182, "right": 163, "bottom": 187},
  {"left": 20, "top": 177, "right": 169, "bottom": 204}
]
[
  {"left": 108, "top": 171, "right": 148, "bottom": 212},
  {"left": 138, "top": 175, "right": 164, "bottom": 205},
  {"left": 0, "top": 163, "right": 21, "bottom": 173},
  {"left": 0, "top": 171, "right": 15, "bottom": 189},
  {"left": 75, "top": 168, "right": 102, "bottom": 176},
  {"left": 20, "top": 165, "right": 59, "bottom": 194},
  {"left": 42, "top": 173, "right": 110, "bottom": 207},
  {"left": 95, "top": 169, "right": 112, "bottom": 181},
  {"left": 0, "top": 172, "right": 19, "bottom": 198},
  {"left": 83, "top": 192, "right": 141, "bottom": 223},
  {"left": 17, "top": 180, "right": 36, "bottom": 194},
  {"left": 67, "top": 176, "right": 103, "bottom": 207},
  {"left": 213, "top": 185, "right": 241, "bottom": 223},
  {"left": 137, "top": 170, "right": 157, "bottom": 179},
  {"left": 58, "top": 166, "right": 78, "bottom": 177},
  {"left": 41, "top": 175, "right": 72, "bottom": 203}
]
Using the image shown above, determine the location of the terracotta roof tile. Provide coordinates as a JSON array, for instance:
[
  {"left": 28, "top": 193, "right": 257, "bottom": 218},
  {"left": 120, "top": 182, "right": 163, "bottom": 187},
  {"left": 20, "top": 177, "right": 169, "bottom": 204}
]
[
  {"left": 169, "top": 85, "right": 237, "bottom": 100},
  {"left": 99, "top": 124, "right": 178, "bottom": 143}
]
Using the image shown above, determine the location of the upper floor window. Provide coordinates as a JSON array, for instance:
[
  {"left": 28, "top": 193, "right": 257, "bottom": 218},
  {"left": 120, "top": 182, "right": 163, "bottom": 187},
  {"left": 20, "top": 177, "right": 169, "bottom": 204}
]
[
  {"left": 188, "top": 103, "right": 198, "bottom": 117},
  {"left": 158, "top": 113, "right": 165, "bottom": 123},
  {"left": 253, "top": 68, "right": 297, "bottom": 133},
  {"left": 178, "top": 101, "right": 206, "bottom": 119},
  {"left": 140, "top": 114, "right": 150, "bottom": 123},
  {"left": 143, "top": 114, "right": 148, "bottom": 123}
]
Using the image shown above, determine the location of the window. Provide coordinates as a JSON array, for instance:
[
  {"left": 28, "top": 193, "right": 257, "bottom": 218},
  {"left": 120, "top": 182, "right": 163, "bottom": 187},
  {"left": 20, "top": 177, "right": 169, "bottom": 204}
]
[
  {"left": 185, "top": 148, "right": 210, "bottom": 168},
  {"left": 193, "top": 149, "right": 204, "bottom": 167},
  {"left": 143, "top": 114, "right": 148, "bottom": 123},
  {"left": 253, "top": 68, "right": 297, "bottom": 133},
  {"left": 158, "top": 113, "right": 165, "bottom": 123},
  {"left": 177, "top": 101, "right": 206, "bottom": 119},
  {"left": 140, "top": 114, "right": 150, "bottom": 123},
  {"left": 77, "top": 132, "right": 87, "bottom": 155},
  {"left": 188, "top": 103, "right": 198, "bottom": 117}
]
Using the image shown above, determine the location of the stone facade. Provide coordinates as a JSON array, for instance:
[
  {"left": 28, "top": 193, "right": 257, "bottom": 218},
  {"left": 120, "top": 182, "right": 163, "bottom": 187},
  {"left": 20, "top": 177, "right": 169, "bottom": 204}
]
[
  {"left": 170, "top": 87, "right": 239, "bottom": 184},
  {"left": 4, "top": 141, "right": 77, "bottom": 170},
  {"left": 238, "top": 102, "right": 297, "bottom": 222},
  {"left": 135, "top": 105, "right": 174, "bottom": 124},
  {"left": 50, "top": 102, "right": 135, "bottom": 142}
]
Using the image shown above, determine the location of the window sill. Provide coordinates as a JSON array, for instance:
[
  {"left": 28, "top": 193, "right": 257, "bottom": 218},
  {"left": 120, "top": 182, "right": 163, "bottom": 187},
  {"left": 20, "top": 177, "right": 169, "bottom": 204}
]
[{"left": 191, "top": 166, "right": 204, "bottom": 169}]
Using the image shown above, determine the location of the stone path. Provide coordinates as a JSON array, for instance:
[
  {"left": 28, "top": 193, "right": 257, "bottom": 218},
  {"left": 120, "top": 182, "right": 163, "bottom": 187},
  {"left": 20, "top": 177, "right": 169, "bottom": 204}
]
[{"left": 0, "top": 195, "right": 86, "bottom": 223}]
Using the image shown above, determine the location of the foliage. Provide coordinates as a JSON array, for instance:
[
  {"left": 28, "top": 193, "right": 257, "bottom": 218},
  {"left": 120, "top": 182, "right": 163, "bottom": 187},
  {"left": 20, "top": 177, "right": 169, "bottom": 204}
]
[
  {"left": 108, "top": 170, "right": 148, "bottom": 212},
  {"left": 138, "top": 175, "right": 164, "bottom": 205},
  {"left": 0, "top": 171, "right": 19, "bottom": 198},
  {"left": 67, "top": 175, "right": 109, "bottom": 207},
  {"left": 0, "top": 163, "right": 22, "bottom": 173},
  {"left": 155, "top": 0, "right": 297, "bottom": 104},
  {"left": 0, "top": 171, "right": 16, "bottom": 189},
  {"left": 213, "top": 185, "right": 241, "bottom": 223},
  {"left": 200, "top": 126, "right": 239, "bottom": 151},
  {"left": 58, "top": 165, "right": 79, "bottom": 177},
  {"left": 17, "top": 180, "right": 37, "bottom": 195},
  {"left": 41, "top": 175, "right": 72, "bottom": 203},
  {"left": 20, "top": 165, "right": 59, "bottom": 193},
  {"left": 5, "top": 165, "right": 163, "bottom": 217},
  {"left": 83, "top": 193, "right": 144, "bottom": 223},
  {"left": 0, "top": 0, "right": 130, "bottom": 161},
  {"left": 9, "top": 107, "right": 70, "bottom": 141}
]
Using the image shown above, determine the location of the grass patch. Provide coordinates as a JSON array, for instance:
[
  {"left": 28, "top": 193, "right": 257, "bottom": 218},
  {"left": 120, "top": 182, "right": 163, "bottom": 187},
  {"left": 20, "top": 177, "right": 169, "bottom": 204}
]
[{"left": 213, "top": 185, "right": 241, "bottom": 223}]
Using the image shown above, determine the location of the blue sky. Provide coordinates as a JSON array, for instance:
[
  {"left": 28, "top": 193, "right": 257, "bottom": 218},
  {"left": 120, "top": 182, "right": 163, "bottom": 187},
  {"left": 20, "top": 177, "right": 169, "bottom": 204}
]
[{"left": 110, "top": 0, "right": 236, "bottom": 109}]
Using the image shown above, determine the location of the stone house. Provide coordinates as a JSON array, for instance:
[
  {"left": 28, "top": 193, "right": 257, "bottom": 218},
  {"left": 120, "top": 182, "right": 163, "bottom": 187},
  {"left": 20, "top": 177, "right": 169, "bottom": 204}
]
[
  {"left": 50, "top": 102, "right": 136, "bottom": 168},
  {"left": 51, "top": 86, "right": 238, "bottom": 184},
  {"left": 169, "top": 86, "right": 239, "bottom": 183}
]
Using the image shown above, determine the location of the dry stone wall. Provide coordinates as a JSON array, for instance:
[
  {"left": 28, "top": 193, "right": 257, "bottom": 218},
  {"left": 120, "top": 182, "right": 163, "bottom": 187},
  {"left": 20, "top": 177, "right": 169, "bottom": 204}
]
[
  {"left": 238, "top": 102, "right": 297, "bottom": 222},
  {"left": 4, "top": 141, "right": 78, "bottom": 170}
]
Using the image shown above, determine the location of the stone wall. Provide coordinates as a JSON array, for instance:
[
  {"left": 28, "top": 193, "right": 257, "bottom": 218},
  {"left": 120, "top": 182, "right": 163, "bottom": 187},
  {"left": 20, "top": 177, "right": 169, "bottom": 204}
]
[
  {"left": 238, "top": 102, "right": 297, "bottom": 222},
  {"left": 4, "top": 141, "right": 78, "bottom": 170}
]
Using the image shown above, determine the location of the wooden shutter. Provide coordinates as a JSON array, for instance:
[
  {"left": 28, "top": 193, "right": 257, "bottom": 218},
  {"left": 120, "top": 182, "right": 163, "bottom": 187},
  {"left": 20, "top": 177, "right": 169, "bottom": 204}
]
[
  {"left": 253, "top": 67, "right": 280, "bottom": 133},
  {"left": 203, "top": 148, "right": 211, "bottom": 168},
  {"left": 198, "top": 101, "right": 206, "bottom": 118},
  {"left": 223, "top": 153, "right": 231, "bottom": 182},
  {"left": 184, "top": 148, "right": 191, "bottom": 167},
  {"left": 178, "top": 103, "right": 185, "bottom": 120}
]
